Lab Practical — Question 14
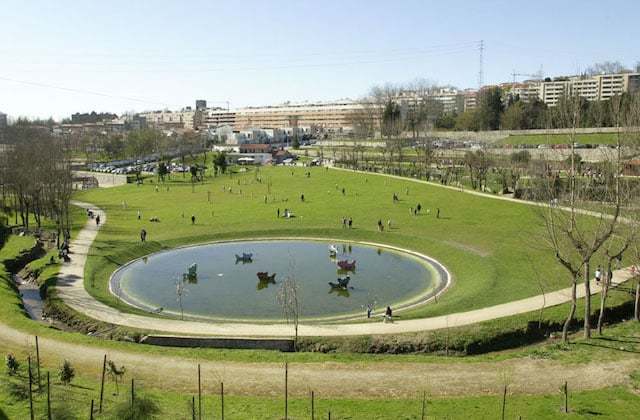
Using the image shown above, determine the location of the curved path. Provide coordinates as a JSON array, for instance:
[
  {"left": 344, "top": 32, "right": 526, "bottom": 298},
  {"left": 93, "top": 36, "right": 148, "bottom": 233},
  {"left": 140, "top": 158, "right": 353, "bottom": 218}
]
[{"left": 56, "top": 201, "right": 637, "bottom": 337}]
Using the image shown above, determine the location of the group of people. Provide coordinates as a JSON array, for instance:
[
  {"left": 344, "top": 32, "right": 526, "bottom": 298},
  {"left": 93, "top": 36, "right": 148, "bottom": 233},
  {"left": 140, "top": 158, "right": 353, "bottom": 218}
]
[
  {"left": 365, "top": 304, "right": 394, "bottom": 322},
  {"left": 341, "top": 217, "right": 353, "bottom": 229},
  {"left": 277, "top": 208, "right": 294, "bottom": 218}
]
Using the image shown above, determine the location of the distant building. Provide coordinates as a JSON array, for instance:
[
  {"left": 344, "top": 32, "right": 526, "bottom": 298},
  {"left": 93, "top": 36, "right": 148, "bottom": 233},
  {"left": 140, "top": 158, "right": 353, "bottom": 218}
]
[
  {"left": 195, "top": 99, "right": 207, "bottom": 111},
  {"left": 0, "top": 111, "right": 7, "bottom": 131},
  {"left": 203, "top": 100, "right": 370, "bottom": 133},
  {"left": 503, "top": 72, "right": 640, "bottom": 107}
]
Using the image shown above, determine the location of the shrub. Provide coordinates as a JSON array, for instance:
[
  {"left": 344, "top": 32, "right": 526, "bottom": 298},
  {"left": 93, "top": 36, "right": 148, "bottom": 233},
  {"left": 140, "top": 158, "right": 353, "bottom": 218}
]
[
  {"left": 110, "top": 394, "right": 160, "bottom": 420},
  {"left": 58, "top": 360, "right": 75, "bottom": 385},
  {"left": 5, "top": 353, "right": 19, "bottom": 376}
]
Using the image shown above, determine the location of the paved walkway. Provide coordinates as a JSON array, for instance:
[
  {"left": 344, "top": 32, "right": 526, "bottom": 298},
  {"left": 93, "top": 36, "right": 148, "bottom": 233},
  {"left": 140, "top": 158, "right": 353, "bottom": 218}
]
[{"left": 56, "top": 200, "right": 637, "bottom": 337}]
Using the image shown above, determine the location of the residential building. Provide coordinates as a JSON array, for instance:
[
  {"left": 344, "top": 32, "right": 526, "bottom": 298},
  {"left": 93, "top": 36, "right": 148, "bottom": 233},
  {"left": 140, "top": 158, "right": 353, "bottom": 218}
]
[
  {"left": 195, "top": 99, "right": 207, "bottom": 111},
  {"left": 0, "top": 111, "right": 7, "bottom": 131},
  {"left": 139, "top": 107, "right": 202, "bottom": 130},
  {"left": 506, "top": 72, "right": 640, "bottom": 107},
  {"left": 203, "top": 100, "right": 372, "bottom": 134},
  {"left": 463, "top": 90, "right": 478, "bottom": 111}
]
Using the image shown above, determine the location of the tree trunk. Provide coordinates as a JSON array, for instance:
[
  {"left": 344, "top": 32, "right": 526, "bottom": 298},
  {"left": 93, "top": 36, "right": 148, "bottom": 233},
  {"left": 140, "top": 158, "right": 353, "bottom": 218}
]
[
  {"left": 597, "top": 268, "right": 609, "bottom": 335},
  {"left": 583, "top": 262, "right": 591, "bottom": 339},
  {"left": 635, "top": 282, "right": 640, "bottom": 322},
  {"left": 562, "top": 279, "right": 578, "bottom": 342}
]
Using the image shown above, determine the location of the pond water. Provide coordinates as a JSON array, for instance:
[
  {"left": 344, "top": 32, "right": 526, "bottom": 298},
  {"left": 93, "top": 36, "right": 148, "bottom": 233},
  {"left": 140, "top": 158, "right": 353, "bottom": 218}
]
[{"left": 111, "top": 240, "right": 444, "bottom": 321}]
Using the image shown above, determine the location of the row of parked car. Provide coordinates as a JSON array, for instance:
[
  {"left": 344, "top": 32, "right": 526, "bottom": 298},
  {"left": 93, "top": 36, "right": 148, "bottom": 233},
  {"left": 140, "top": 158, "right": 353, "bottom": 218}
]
[{"left": 87, "top": 160, "right": 192, "bottom": 175}]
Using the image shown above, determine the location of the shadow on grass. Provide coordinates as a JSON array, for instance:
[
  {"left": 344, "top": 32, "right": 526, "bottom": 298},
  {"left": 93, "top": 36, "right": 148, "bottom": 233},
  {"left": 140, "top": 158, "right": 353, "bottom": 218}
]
[{"left": 577, "top": 341, "right": 640, "bottom": 354}]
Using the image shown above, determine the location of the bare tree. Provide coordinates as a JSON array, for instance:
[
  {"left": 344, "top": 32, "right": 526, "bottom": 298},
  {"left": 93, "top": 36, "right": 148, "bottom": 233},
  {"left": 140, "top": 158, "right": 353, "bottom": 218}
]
[
  {"left": 534, "top": 92, "right": 640, "bottom": 340},
  {"left": 277, "top": 267, "right": 302, "bottom": 348}
]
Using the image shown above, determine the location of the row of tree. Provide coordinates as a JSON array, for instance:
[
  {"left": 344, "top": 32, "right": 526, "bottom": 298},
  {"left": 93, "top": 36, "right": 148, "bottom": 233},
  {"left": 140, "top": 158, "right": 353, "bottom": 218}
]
[{"left": 0, "top": 126, "right": 73, "bottom": 243}]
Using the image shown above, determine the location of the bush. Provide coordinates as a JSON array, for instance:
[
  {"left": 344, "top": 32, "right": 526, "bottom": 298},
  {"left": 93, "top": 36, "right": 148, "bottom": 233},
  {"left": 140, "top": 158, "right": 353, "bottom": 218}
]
[
  {"left": 58, "top": 360, "right": 75, "bottom": 385},
  {"left": 110, "top": 394, "right": 160, "bottom": 420},
  {"left": 5, "top": 353, "right": 19, "bottom": 376}
]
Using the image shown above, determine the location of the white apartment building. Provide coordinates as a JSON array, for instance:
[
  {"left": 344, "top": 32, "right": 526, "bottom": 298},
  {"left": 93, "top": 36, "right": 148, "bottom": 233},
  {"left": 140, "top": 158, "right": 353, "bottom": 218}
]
[
  {"left": 140, "top": 108, "right": 202, "bottom": 130},
  {"left": 510, "top": 72, "right": 639, "bottom": 106},
  {"left": 203, "top": 100, "right": 372, "bottom": 133}
]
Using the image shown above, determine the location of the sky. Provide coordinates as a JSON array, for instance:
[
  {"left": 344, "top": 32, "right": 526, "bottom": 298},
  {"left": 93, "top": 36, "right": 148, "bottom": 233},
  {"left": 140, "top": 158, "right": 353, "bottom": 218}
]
[{"left": 1, "top": 0, "right": 639, "bottom": 120}]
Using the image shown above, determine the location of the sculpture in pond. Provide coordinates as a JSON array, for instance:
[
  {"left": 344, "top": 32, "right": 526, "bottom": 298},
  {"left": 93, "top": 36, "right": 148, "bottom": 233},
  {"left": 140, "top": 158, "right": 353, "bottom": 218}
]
[
  {"left": 256, "top": 272, "right": 276, "bottom": 282},
  {"left": 328, "top": 275, "right": 351, "bottom": 289},
  {"left": 235, "top": 252, "right": 253, "bottom": 263},
  {"left": 256, "top": 272, "right": 277, "bottom": 290},
  {"left": 336, "top": 259, "right": 356, "bottom": 271},
  {"left": 328, "top": 245, "right": 338, "bottom": 257},
  {"left": 183, "top": 263, "right": 198, "bottom": 284}
]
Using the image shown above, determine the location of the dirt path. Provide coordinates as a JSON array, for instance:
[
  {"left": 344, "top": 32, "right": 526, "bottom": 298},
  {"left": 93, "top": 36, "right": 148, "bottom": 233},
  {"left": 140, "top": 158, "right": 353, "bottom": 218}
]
[
  {"left": 0, "top": 321, "right": 637, "bottom": 398},
  {"left": 56, "top": 201, "right": 636, "bottom": 337}
]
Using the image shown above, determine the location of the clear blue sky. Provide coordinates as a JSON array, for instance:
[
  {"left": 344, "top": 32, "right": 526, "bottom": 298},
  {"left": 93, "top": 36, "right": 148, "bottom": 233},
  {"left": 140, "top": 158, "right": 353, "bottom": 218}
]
[{"left": 1, "top": 0, "right": 638, "bottom": 119}]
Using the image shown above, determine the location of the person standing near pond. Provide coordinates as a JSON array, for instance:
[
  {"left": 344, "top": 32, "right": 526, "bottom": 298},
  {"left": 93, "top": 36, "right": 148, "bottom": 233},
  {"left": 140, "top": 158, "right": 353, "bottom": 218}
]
[
  {"left": 140, "top": 229, "right": 147, "bottom": 243},
  {"left": 348, "top": 217, "right": 353, "bottom": 229},
  {"left": 384, "top": 306, "right": 393, "bottom": 323}
]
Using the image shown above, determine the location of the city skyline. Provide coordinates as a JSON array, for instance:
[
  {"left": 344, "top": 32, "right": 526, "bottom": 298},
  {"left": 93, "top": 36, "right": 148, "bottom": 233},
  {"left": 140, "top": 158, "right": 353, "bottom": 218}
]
[{"left": 1, "top": 0, "right": 639, "bottom": 119}]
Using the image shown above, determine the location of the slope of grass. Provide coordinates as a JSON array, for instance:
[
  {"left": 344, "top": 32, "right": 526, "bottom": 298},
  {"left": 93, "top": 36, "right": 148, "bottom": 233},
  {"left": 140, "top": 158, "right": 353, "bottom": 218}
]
[
  {"left": 75, "top": 165, "right": 583, "bottom": 322},
  {"left": 499, "top": 132, "right": 618, "bottom": 146},
  {"left": 1, "top": 366, "right": 639, "bottom": 420}
]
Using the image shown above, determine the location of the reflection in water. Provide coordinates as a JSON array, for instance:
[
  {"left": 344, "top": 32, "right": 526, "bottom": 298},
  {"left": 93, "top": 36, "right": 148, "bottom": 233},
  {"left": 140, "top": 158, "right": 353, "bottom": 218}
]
[
  {"left": 329, "top": 288, "right": 350, "bottom": 298},
  {"left": 183, "top": 272, "right": 198, "bottom": 284}
]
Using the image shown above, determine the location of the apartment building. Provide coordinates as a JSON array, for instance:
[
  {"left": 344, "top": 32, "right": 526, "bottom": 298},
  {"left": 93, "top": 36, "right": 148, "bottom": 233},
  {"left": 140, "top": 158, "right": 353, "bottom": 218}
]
[
  {"left": 140, "top": 107, "right": 202, "bottom": 130},
  {"left": 203, "top": 100, "right": 372, "bottom": 133},
  {"left": 509, "top": 72, "right": 640, "bottom": 106}
]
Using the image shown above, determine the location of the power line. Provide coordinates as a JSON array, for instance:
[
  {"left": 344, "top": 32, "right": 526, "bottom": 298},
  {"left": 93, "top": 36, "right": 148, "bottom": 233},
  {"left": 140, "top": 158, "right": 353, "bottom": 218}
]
[
  {"left": 0, "top": 75, "right": 169, "bottom": 107},
  {"left": 478, "top": 40, "right": 484, "bottom": 89}
]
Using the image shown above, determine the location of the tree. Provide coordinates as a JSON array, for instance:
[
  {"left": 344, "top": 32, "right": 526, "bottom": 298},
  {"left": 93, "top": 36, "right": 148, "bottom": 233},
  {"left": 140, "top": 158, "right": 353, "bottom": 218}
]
[
  {"left": 106, "top": 360, "right": 126, "bottom": 395},
  {"left": 501, "top": 101, "right": 527, "bottom": 130},
  {"left": 464, "top": 150, "right": 491, "bottom": 190},
  {"left": 277, "top": 270, "right": 302, "bottom": 348},
  {"left": 455, "top": 110, "right": 479, "bottom": 131},
  {"left": 58, "top": 360, "right": 75, "bottom": 385},
  {"left": 381, "top": 100, "right": 402, "bottom": 138},
  {"left": 5, "top": 353, "right": 19, "bottom": 376},
  {"left": 534, "top": 91, "right": 640, "bottom": 340},
  {"left": 585, "top": 61, "right": 629, "bottom": 76},
  {"left": 476, "top": 87, "right": 503, "bottom": 130},
  {"left": 213, "top": 152, "right": 228, "bottom": 175},
  {"left": 157, "top": 162, "right": 168, "bottom": 183}
]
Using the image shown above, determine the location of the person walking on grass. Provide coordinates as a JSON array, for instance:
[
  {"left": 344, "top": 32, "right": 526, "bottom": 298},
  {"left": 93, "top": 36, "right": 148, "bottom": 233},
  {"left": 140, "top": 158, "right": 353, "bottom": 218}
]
[
  {"left": 348, "top": 217, "right": 353, "bottom": 229},
  {"left": 140, "top": 229, "right": 147, "bottom": 243},
  {"left": 436, "top": 208, "right": 440, "bottom": 219},
  {"left": 277, "top": 208, "right": 280, "bottom": 218},
  {"left": 191, "top": 215, "right": 196, "bottom": 225},
  {"left": 137, "top": 210, "right": 141, "bottom": 220},
  {"left": 96, "top": 215, "right": 101, "bottom": 226},
  {"left": 595, "top": 266, "right": 602, "bottom": 284}
]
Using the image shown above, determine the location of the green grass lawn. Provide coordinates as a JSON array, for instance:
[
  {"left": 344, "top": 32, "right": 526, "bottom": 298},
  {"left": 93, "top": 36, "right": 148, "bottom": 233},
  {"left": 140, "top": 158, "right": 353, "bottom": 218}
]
[
  {"left": 74, "top": 165, "right": 602, "bottom": 322},
  {"left": 1, "top": 368, "right": 639, "bottom": 419},
  {"left": 499, "top": 132, "right": 619, "bottom": 146}
]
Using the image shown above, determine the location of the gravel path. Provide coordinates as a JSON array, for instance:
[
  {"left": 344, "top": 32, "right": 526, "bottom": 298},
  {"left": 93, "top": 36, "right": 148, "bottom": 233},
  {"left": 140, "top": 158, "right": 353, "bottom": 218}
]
[{"left": 55, "top": 201, "right": 637, "bottom": 337}]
